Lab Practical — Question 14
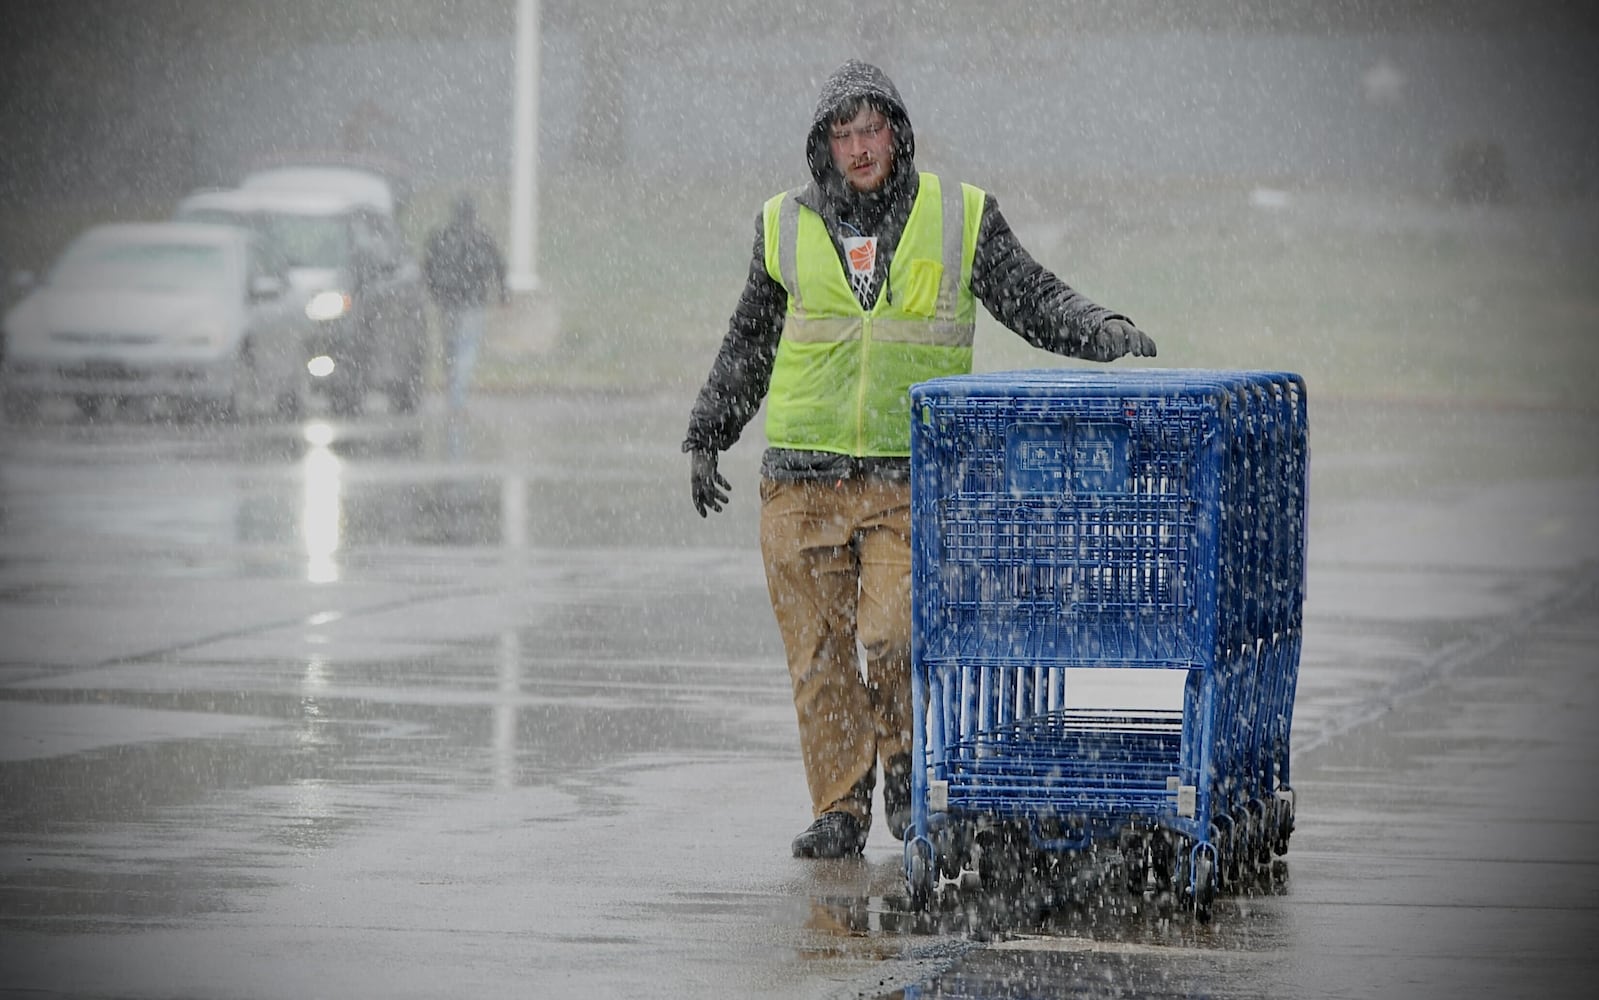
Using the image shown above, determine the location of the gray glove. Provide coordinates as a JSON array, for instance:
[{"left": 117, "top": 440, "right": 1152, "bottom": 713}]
[
  {"left": 1086, "top": 318, "right": 1157, "bottom": 362},
  {"left": 690, "top": 449, "right": 731, "bottom": 518}
]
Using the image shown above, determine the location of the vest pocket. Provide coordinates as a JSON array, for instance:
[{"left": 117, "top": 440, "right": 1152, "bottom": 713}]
[{"left": 899, "top": 258, "right": 942, "bottom": 318}]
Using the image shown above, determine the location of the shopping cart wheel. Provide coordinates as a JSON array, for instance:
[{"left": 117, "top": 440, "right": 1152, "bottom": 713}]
[
  {"left": 1274, "top": 796, "right": 1296, "bottom": 856},
  {"left": 1225, "top": 824, "right": 1244, "bottom": 887},
  {"left": 975, "top": 829, "right": 1021, "bottom": 895},
  {"left": 1124, "top": 833, "right": 1154, "bottom": 895},
  {"left": 1193, "top": 854, "right": 1216, "bottom": 923},
  {"left": 1159, "top": 833, "right": 1187, "bottom": 916},
  {"left": 934, "top": 820, "right": 969, "bottom": 880},
  {"left": 906, "top": 839, "right": 935, "bottom": 911},
  {"left": 1252, "top": 801, "right": 1275, "bottom": 866},
  {"left": 1214, "top": 818, "right": 1241, "bottom": 888}
]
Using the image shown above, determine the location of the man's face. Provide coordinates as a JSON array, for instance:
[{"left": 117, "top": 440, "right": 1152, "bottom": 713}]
[{"left": 829, "top": 106, "right": 894, "bottom": 193}]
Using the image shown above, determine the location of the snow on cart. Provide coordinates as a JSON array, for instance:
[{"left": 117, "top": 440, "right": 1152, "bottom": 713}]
[{"left": 904, "top": 369, "right": 1308, "bottom": 922}]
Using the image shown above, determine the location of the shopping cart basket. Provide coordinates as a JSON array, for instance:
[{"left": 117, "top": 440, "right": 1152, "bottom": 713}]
[{"left": 903, "top": 369, "right": 1308, "bottom": 921}]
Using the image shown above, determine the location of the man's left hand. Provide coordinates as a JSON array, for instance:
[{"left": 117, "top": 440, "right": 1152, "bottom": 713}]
[{"left": 1087, "top": 318, "right": 1157, "bottom": 362}]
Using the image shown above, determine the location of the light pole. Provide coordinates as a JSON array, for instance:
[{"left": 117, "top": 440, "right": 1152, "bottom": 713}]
[{"left": 507, "top": 0, "right": 540, "bottom": 293}]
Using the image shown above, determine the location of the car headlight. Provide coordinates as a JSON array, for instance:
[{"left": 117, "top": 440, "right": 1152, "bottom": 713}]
[{"left": 305, "top": 290, "right": 352, "bottom": 322}]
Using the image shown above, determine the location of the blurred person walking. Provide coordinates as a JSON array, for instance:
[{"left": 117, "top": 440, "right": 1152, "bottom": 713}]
[
  {"left": 423, "top": 195, "right": 506, "bottom": 412},
  {"left": 683, "top": 60, "right": 1156, "bottom": 859}
]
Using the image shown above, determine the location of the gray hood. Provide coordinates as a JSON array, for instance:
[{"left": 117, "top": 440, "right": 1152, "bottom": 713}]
[{"left": 803, "top": 60, "right": 917, "bottom": 207}]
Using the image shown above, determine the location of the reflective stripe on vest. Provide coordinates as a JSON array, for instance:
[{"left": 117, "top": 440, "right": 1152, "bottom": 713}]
[{"left": 761, "top": 172, "right": 985, "bottom": 457}]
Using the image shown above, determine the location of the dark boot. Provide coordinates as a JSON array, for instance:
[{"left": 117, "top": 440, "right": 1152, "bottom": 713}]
[
  {"left": 883, "top": 753, "right": 913, "bottom": 841},
  {"left": 791, "top": 812, "right": 867, "bottom": 859}
]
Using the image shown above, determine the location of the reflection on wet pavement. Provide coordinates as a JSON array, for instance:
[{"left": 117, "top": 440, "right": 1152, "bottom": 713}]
[
  {"left": 890, "top": 947, "right": 1248, "bottom": 1000},
  {"left": 729, "top": 845, "right": 1297, "bottom": 1000},
  {"left": 3, "top": 395, "right": 1596, "bottom": 998}
]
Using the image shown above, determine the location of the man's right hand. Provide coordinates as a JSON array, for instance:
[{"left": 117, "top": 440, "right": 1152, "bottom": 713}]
[{"left": 690, "top": 449, "right": 731, "bottom": 517}]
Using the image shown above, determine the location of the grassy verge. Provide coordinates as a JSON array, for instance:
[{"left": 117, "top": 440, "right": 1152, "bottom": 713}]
[
  {"left": 8, "top": 173, "right": 1596, "bottom": 412},
  {"left": 976, "top": 177, "right": 1599, "bottom": 411},
  {"left": 459, "top": 172, "right": 1598, "bottom": 411}
]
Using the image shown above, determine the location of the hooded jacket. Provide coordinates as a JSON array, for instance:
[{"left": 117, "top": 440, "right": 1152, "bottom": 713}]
[
  {"left": 424, "top": 198, "right": 506, "bottom": 309},
  {"left": 684, "top": 60, "right": 1128, "bottom": 481}
]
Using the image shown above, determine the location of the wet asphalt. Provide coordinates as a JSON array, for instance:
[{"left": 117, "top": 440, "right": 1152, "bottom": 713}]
[{"left": 0, "top": 388, "right": 1596, "bottom": 999}]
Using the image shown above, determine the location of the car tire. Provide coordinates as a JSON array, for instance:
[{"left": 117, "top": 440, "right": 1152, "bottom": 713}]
[
  {"left": 276, "top": 365, "right": 309, "bottom": 421},
  {"left": 388, "top": 372, "right": 420, "bottom": 414},
  {"left": 215, "top": 338, "right": 268, "bottom": 423},
  {"left": 275, "top": 388, "right": 304, "bottom": 421},
  {"left": 329, "top": 382, "right": 364, "bottom": 418}
]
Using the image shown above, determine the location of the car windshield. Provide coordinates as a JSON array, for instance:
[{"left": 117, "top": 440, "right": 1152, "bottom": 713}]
[
  {"left": 51, "top": 240, "right": 228, "bottom": 293},
  {"left": 242, "top": 168, "right": 394, "bottom": 215},
  {"left": 182, "top": 208, "right": 348, "bottom": 269}
]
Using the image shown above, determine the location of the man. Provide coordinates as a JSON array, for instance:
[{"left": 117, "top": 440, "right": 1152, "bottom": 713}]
[
  {"left": 683, "top": 60, "right": 1155, "bottom": 860},
  {"left": 423, "top": 195, "right": 507, "bottom": 412}
]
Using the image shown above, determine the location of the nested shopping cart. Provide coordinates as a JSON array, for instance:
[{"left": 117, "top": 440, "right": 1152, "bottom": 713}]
[{"left": 902, "top": 369, "right": 1308, "bottom": 921}]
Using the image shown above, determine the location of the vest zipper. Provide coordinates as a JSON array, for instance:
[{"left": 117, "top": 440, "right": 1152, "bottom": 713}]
[{"left": 856, "top": 313, "right": 872, "bottom": 455}]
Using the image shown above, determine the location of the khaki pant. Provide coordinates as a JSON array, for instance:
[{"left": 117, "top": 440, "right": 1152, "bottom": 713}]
[{"left": 759, "top": 476, "right": 912, "bottom": 827}]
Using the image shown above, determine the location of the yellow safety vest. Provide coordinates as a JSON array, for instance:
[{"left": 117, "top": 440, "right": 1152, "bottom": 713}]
[{"left": 762, "top": 172, "right": 984, "bottom": 457}]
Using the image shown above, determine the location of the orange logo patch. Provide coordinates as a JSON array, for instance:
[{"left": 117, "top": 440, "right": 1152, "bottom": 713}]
[{"left": 843, "top": 236, "right": 877, "bottom": 276}]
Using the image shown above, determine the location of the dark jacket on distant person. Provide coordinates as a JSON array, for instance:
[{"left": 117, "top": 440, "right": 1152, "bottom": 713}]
[
  {"left": 683, "top": 60, "right": 1130, "bottom": 482},
  {"left": 423, "top": 199, "right": 506, "bottom": 309}
]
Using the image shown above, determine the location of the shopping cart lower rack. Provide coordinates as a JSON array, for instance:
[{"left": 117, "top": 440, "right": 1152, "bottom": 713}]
[{"left": 903, "top": 369, "right": 1308, "bottom": 921}]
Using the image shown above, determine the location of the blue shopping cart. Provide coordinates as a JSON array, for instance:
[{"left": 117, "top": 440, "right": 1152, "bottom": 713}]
[{"left": 903, "top": 369, "right": 1308, "bottom": 921}]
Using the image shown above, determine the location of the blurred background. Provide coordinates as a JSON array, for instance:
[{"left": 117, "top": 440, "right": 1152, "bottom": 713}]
[{"left": 2, "top": 0, "right": 1596, "bottom": 405}]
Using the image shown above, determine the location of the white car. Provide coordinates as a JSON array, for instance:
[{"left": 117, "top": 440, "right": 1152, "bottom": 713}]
[
  {"left": 238, "top": 156, "right": 408, "bottom": 222},
  {"left": 174, "top": 186, "right": 428, "bottom": 416},
  {"left": 0, "top": 222, "right": 311, "bottom": 421}
]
